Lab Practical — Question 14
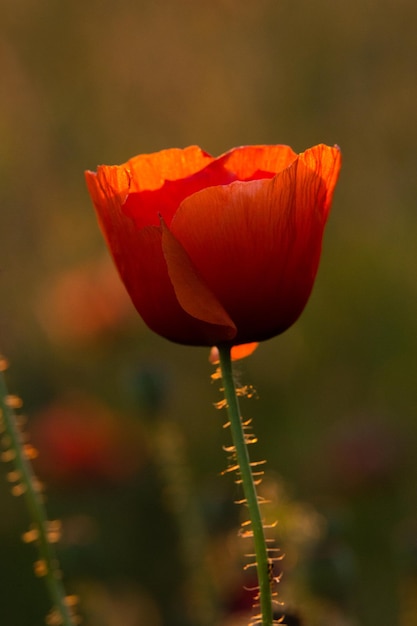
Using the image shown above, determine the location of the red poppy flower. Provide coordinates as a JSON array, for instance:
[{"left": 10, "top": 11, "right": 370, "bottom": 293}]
[{"left": 85, "top": 144, "right": 341, "bottom": 347}]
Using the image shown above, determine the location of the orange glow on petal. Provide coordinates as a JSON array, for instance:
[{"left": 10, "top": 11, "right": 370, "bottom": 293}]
[
  {"left": 86, "top": 146, "right": 214, "bottom": 197},
  {"left": 85, "top": 166, "right": 130, "bottom": 219},
  {"left": 221, "top": 144, "right": 297, "bottom": 181},
  {"left": 125, "top": 146, "right": 214, "bottom": 192},
  {"left": 231, "top": 342, "right": 259, "bottom": 360},
  {"left": 85, "top": 146, "right": 215, "bottom": 231},
  {"left": 298, "top": 144, "right": 342, "bottom": 214},
  {"left": 209, "top": 342, "right": 259, "bottom": 365},
  {"left": 122, "top": 155, "right": 237, "bottom": 230}
]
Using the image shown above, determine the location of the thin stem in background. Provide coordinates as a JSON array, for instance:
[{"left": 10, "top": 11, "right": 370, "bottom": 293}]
[
  {"left": 0, "top": 357, "right": 76, "bottom": 626},
  {"left": 217, "top": 345, "right": 276, "bottom": 626}
]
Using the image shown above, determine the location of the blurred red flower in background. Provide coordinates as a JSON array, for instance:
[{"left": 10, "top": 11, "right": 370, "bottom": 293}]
[
  {"left": 85, "top": 144, "right": 341, "bottom": 347},
  {"left": 30, "top": 394, "right": 147, "bottom": 487},
  {"left": 37, "top": 256, "right": 136, "bottom": 346}
]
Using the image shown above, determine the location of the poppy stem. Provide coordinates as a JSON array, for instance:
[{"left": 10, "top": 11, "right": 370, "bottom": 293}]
[
  {"left": 0, "top": 363, "right": 76, "bottom": 626},
  {"left": 217, "top": 345, "right": 274, "bottom": 626}
]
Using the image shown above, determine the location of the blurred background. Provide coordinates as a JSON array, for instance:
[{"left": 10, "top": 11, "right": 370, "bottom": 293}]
[{"left": 1, "top": 0, "right": 417, "bottom": 624}]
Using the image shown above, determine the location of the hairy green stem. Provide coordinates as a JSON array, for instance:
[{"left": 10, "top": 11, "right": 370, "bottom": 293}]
[
  {"left": 0, "top": 364, "right": 75, "bottom": 626},
  {"left": 217, "top": 345, "right": 273, "bottom": 626}
]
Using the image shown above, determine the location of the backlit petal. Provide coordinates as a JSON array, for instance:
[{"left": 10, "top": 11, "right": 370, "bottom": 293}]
[
  {"left": 209, "top": 342, "right": 259, "bottom": 365},
  {"left": 85, "top": 165, "right": 130, "bottom": 219},
  {"left": 221, "top": 144, "right": 297, "bottom": 181},
  {"left": 122, "top": 154, "right": 237, "bottom": 230},
  {"left": 298, "top": 143, "right": 341, "bottom": 214},
  {"left": 125, "top": 145, "right": 214, "bottom": 191},
  {"left": 170, "top": 145, "right": 341, "bottom": 344},
  {"left": 86, "top": 145, "right": 214, "bottom": 226},
  {"left": 85, "top": 168, "right": 237, "bottom": 345}
]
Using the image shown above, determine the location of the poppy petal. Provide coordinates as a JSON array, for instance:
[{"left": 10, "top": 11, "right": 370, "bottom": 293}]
[
  {"left": 160, "top": 219, "right": 237, "bottom": 338},
  {"left": 209, "top": 342, "right": 259, "bottom": 365},
  {"left": 124, "top": 145, "right": 214, "bottom": 191},
  {"left": 85, "top": 145, "right": 214, "bottom": 224},
  {"left": 298, "top": 143, "right": 341, "bottom": 213},
  {"left": 85, "top": 169, "right": 237, "bottom": 345},
  {"left": 221, "top": 144, "right": 297, "bottom": 181},
  {"left": 85, "top": 165, "right": 130, "bottom": 219},
  {"left": 120, "top": 226, "right": 236, "bottom": 345},
  {"left": 169, "top": 145, "right": 341, "bottom": 344},
  {"left": 122, "top": 154, "right": 237, "bottom": 230}
]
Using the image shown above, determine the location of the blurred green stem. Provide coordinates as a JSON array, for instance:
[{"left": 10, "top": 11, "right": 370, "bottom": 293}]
[
  {"left": 218, "top": 345, "right": 273, "bottom": 626},
  {"left": 0, "top": 364, "right": 75, "bottom": 626}
]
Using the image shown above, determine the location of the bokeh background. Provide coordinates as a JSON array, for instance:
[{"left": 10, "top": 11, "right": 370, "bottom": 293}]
[{"left": 1, "top": 1, "right": 417, "bottom": 625}]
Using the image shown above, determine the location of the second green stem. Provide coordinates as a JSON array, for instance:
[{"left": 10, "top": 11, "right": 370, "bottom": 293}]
[{"left": 0, "top": 367, "right": 75, "bottom": 626}]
